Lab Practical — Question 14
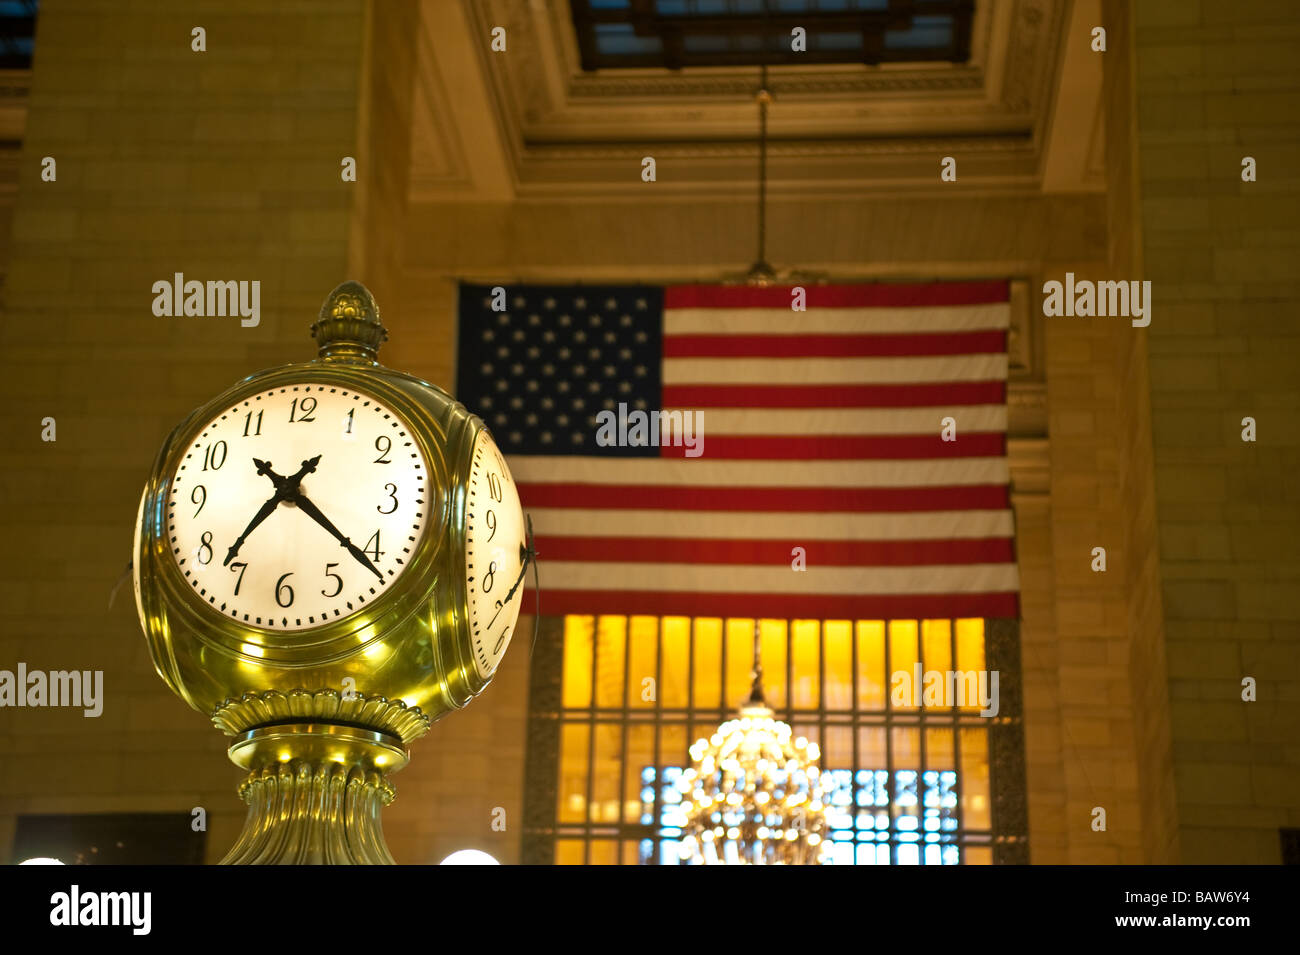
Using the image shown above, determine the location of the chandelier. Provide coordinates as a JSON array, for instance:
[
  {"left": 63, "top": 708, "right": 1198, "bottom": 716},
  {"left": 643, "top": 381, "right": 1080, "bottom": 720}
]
[{"left": 676, "top": 622, "right": 833, "bottom": 864}]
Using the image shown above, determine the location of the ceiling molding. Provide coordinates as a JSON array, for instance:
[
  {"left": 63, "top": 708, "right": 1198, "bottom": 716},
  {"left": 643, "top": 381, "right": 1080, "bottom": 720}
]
[{"left": 410, "top": 1, "right": 1097, "bottom": 201}]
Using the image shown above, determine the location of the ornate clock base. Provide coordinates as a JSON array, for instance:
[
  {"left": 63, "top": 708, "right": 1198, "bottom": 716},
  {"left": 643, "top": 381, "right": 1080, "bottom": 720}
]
[{"left": 221, "top": 723, "right": 408, "bottom": 865}]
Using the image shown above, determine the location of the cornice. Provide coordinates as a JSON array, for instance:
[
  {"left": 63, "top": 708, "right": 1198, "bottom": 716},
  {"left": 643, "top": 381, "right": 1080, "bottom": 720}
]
[{"left": 416, "top": 1, "right": 1076, "bottom": 199}]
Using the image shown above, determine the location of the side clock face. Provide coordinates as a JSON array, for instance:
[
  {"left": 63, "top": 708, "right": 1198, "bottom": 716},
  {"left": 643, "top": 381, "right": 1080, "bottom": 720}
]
[
  {"left": 464, "top": 429, "right": 526, "bottom": 679},
  {"left": 164, "top": 384, "right": 430, "bottom": 631}
]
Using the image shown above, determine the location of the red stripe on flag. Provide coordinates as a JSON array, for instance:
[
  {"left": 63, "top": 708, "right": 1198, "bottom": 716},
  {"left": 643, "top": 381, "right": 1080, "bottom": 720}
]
[
  {"left": 663, "top": 330, "right": 1007, "bottom": 359},
  {"left": 661, "top": 381, "right": 1005, "bottom": 408},
  {"left": 665, "top": 281, "right": 1010, "bottom": 310},
  {"left": 518, "top": 483, "right": 1010, "bottom": 512},
  {"left": 656, "top": 433, "right": 1007, "bottom": 460},
  {"left": 534, "top": 536, "right": 1015, "bottom": 566},
  {"left": 521, "top": 589, "right": 1020, "bottom": 619}
]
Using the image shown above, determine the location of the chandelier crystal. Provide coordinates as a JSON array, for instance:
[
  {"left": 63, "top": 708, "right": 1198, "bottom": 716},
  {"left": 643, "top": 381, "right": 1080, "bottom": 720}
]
[{"left": 676, "top": 622, "right": 833, "bottom": 865}]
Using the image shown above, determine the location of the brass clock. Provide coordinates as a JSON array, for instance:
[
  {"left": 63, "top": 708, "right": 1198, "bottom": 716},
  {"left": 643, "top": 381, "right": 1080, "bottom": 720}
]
[{"left": 132, "top": 282, "right": 530, "bottom": 864}]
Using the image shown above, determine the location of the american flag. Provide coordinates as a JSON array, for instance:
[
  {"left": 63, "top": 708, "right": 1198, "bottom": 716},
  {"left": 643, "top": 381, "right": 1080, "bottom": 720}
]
[{"left": 456, "top": 282, "right": 1019, "bottom": 620}]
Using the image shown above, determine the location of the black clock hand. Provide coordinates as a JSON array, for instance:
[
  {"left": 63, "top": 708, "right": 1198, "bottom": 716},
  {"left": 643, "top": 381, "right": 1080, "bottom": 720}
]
[
  {"left": 291, "top": 491, "right": 385, "bottom": 582},
  {"left": 223, "top": 494, "right": 281, "bottom": 566},
  {"left": 253, "top": 457, "right": 289, "bottom": 494},
  {"left": 225, "top": 456, "right": 321, "bottom": 565},
  {"left": 486, "top": 529, "right": 537, "bottom": 630}
]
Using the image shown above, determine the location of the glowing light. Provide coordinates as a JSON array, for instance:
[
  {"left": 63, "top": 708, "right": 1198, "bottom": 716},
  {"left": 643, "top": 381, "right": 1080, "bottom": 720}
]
[
  {"left": 439, "top": 849, "right": 499, "bottom": 865},
  {"left": 19, "top": 857, "right": 64, "bottom": 865}
]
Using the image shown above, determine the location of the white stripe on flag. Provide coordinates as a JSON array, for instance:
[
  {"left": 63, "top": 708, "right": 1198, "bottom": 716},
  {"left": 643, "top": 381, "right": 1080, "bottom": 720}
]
[
  {"left": 659, "top": 405, "right": 1007, "bottom": 436},
  {"left": 527, "top": 508, "right": 1015, "bottom": 540},
  {"left": 511, "top": 456, "right": 1010, "bottom": 488},
  {"left": 542, "top": 561, "right": 1020, "bottom": 595},
  {"left": 663, "top": 354, "right": 1009, "bottom": 385},
  {"left": 664, "top": 303, "right": 1011, "bottom": 335}
]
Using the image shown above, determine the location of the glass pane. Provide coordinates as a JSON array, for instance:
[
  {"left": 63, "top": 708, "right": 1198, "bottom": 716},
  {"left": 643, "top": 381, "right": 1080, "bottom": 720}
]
[
  {"left": 658, "top": 723, "right": 689, "bottom": 862},
  {"left": 557, "top": 722, "right": 589, "bottom": 823},
  {"left": 965, "top": 846, "right": 993, "bottom": 865},
  {"left": 955, "top": 618, "right": 985, "bottom": 713},
  {"left": 924, "top": 619, "right": 959, "bottom": 709},
  {"left": 562, "top": 615, "right": 594, "bottom": 709},
  {"left": 924, "top": 728, "right": 958, "bottom": 853},
  {"left": 824, "top": 620, "right": 852, "bottom": 710},
  {"left": 589, "top": 841, "right": 617, "bottom": 865},
  {"left": 594, "top": 615, "right": 627, "bottom": 709},
  {"left": 661, "top": 616, "right": 690, "bottom": 708},
  {"left": 858, "top": 726, "right": 886, "bottom": 771},
  {"left": 590, "top": 722, "right": 623, "bottom": 823},
  {"left": 888, "top": 620, "right": 919, "bottom": 711},
  {"left": 791, "top": 619, "right": 820, "bottom": 709},
  {"left": 959, "top": 727, "right": 991, "bottom": 830},
  {"left": 856, "top": 620, "right": 886, "bottom": 710},
  {"left": 725, "top": 617, "right": 756, "bottom": 707},
  {"left": 627, "top": 615, "right": 658, "bottom": 710},
  {"left": 922, "top": 618, "right": 952, "bottom": 674},
  {"left": 555, "top": 839, "right": 584, "bottom": 865},
  {"left": 621, "top": 840, "right": 640, "bottom": 865},
  {"left": 625, "top": 723, "right": 655, "bottom": 825},
  {"left": 926, "top": 726, "right": 955, "bottom": 770},
  {"left": 891, "top": 727, "right": 920, "bottom": 847},
  {"left": 759, "top": 618, "right": 788, "bottom": 708},
  {"left": 692, "top": 618, "right": 722, "bottom": 708},
  {"left": 824, "top": 725, "right": 852, "bottom": 770},
  {"left": 661, "top": 723, "right": 689, "bottom": 770}
]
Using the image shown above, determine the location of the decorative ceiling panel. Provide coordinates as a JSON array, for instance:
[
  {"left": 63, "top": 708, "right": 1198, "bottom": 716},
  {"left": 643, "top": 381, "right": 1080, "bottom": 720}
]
[{"left": 409, "top": 0, "right": 1101, "bottom": 200}]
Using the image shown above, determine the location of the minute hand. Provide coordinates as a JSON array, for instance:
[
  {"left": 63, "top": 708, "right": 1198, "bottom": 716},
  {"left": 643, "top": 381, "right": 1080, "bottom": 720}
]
[
  {"left": 292, "top": 492, "right": 385, "bottom": 581},
  {"left": 223, "top": 495, "right": 280, "bottom": 566}
]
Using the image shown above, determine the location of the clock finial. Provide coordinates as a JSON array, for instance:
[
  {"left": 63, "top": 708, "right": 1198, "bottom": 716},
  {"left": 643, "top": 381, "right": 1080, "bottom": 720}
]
[{"left": 312, "top": 280, "right": 389, "bottom": 361}]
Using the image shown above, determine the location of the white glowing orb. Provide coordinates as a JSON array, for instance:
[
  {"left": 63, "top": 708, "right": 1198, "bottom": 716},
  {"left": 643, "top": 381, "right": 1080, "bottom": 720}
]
[{"left": 439, "top": 849, "right": 499, "bottom": 865}]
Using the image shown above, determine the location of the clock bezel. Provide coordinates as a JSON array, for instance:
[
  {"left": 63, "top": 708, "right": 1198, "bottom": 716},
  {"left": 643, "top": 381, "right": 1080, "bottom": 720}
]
[
  {"left": 136, "top": 362, "right": 459, "bottom": 670},
  {"left": 457, "top": 426, "right": 527, "bottom": 681}
]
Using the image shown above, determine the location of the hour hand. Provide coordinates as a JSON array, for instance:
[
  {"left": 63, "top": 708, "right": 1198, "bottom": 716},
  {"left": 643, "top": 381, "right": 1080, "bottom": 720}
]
[
  {"left": 253, "top": 457, "right": 289, "bottom": 495},
  {"left": 292, "top": 492, "right": 385, "bottom": 582}
]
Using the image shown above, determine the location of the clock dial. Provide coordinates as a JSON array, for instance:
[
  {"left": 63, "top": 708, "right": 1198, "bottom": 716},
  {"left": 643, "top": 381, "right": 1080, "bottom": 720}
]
[
  {"left": 166, "top": 384, "right": 430, "bottom": 631},
  {"left": 464, "top": 430, "right": 525, "bottom": 679}
]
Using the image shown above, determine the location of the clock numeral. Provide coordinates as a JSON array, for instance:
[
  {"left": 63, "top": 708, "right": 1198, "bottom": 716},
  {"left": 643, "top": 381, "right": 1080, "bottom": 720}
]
[
  {"left": 243, "top": 409, "right": 263, "bottom": 436},
  {"left": 197, "top": 531, "right": 214, "bottom": 565},
  {"left": 493, "top": 626, "right": 512, "bottom": 656},
  {"left": 229, "top": 561, "right": 248, "bottom": 595},
  {"left": 482, "top": 559, "right": 498, "bottom": 594},
  {"left": 363, "top": 531, "right": 384, "bottom": 562},
  {"left": 377, "top": 483, "right": 398, "bottom": 515},
  {"left": 373, "top": 435, "right": 392, "bottom": 464},
  {"left": 487, "top": 472, "right": 502, "bottom": 502},
  {"left": 344, "top": 408, "right": 355, "bottom": 435},
  {"left": 191, "top": 484, "right": 206, "bottom": 517},
  {"left": 288, "top": 396, "right": 317, "bottom": 423},
  {"left": 322, "top": 562, "right": 343, "bottom": 598},
  {"left": 485, "top": 509, "right": 497, "bottom": 542},
  {"left": 202, "top": 440, "right": 227, "bottom": 471},
  {"left": 275, "top": 572, "right": 295, "bottom": 608}
]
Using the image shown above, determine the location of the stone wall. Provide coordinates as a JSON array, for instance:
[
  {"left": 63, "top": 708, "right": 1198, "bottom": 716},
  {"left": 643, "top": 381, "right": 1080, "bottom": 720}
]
[
  {"left": 0, "top": 0, "right": 369, "bottom": 864},
  {"left": 1134, "top": 0, "right": 1300, "bottom": 863}
]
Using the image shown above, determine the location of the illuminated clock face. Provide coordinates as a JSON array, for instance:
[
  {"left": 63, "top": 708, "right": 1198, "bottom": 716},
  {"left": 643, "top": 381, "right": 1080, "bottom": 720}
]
[
  {"left": 464, "top": 429, "right": 526, "bottom": 679},
  {"left": 164, "top": 384, "right": 430, "bottom": 631}
]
